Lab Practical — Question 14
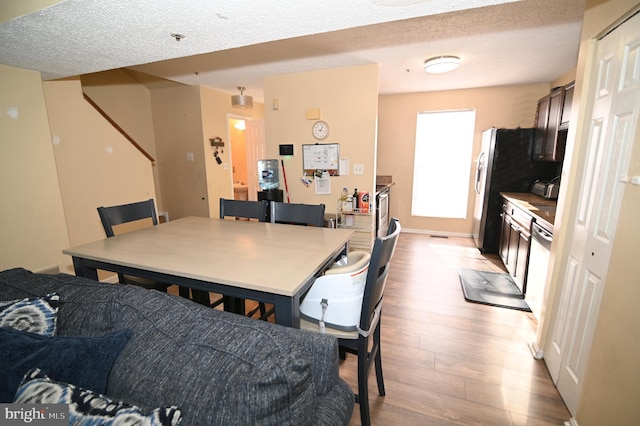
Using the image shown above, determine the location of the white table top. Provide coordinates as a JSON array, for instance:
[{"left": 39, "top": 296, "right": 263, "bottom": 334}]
[{"left": 64, "top": 217, "right": 354, "bottom": 296}]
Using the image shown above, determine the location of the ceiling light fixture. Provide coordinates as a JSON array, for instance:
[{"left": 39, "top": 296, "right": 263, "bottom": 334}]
[
  {"left": 231, "top": 86, "right": 253, "bottom": 109},
  {"left": 424, "top": 56, "right": 460, "bottom": 74}
]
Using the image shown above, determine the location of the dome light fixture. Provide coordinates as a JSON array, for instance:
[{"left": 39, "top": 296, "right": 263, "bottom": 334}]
[
  {"left": 231, "top": 86, "right": 253, "bottom": 109},
  {"left": 424, "top": 56, "right": 460, "bottom": 74}
]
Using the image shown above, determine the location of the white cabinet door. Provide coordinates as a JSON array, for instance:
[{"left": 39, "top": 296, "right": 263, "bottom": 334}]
[{"left": 544, "top": 11, "right": 640, "bottom": 415}]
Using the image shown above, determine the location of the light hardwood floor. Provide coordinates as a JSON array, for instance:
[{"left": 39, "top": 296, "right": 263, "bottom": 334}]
[{"left": 338, "top": 232, "right": 571, "bottom": 425}]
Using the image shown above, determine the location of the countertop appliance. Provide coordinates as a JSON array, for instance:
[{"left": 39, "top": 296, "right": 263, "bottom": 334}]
[
  {"left": 531, "top": 180, "right": 560, "bottom": 199},
  {"left": 472, "top": 128, "right": 558, "bottom": 253},
  {"left": 525, "top": 222, "right": 553, "bottom": 320}
]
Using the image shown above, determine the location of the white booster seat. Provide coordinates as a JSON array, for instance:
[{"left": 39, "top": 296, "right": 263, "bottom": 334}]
[{"left": 299, "top": 250, "right": 371, "bottom": 332}]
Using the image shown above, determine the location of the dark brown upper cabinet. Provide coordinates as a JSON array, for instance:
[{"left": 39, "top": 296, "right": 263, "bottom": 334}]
[
  {"left": 559, "top": 82, "right": 575, "bottom": 130},
  {"left": 533, "top": 83, "right": 573, "bottom": 161}
]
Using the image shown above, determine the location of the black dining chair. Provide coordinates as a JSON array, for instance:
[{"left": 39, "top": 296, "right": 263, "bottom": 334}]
[
  {"left": 219, "top": 198, "right": 271, "bottom": 318},
  {"left": 97, "top": 199, "right": 212, "bottom": 306},
  {"left": 219, "top": 198, "right": 268, "bottom": 222},
  {"left": 299, "top": 218, "right": 401, "bottom": 426},
  {"left": 270, "top": 202, "right": 326, "bottom": 227},
  {"left": 97, "top": 199, "right": 168, "bottom": 292}
]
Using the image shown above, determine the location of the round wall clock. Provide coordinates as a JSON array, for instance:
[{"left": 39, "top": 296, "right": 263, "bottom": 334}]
[{"left": 311, "top": 120, "right": 330, "bottom": 140}]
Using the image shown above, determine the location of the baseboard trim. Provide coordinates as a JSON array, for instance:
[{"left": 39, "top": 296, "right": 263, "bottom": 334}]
[
  {"left": 401, "top": 228, "right": 472, "bottom": 239},
  {"left": 565, "top": 417, "right": 579, "bottom": 426},
  {"left": 528, "top": 341, "right": 544, "bottom": 359},
  {"left": 34, "top": 265, "right": 60, "bottom": 275}
]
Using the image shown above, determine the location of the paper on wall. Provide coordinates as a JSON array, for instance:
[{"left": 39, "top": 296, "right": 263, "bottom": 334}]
[
  {"left": 315, "top": 171, "right": 331, "bottom": 195},
  {"left": 340, "top": 158, "right": 349, "bottom": 175}
]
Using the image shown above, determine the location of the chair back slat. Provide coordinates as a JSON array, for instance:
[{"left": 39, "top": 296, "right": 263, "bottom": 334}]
[
  {"left": 97, "top": 199, "right": 158, "bottom": 237},
  {"left": 270, "top": 202, "right": 325, "bottom": 227},
  {"left": 359, "top": 218, "right": 400, "bottom": 331},
  {"left": 220, "top": 199, "right": 268, "bottom": 221}
]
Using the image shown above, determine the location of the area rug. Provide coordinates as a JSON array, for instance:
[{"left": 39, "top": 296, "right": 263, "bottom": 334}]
[{"left": 458, "top": 269, "right": 531, "bottom": 312}]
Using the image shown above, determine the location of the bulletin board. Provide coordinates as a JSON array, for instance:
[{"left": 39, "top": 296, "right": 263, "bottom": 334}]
[{"left": 302, "top": 143, "right": 340, "bottom": 176}]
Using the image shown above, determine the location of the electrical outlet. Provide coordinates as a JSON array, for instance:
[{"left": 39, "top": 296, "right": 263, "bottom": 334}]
[{"left": 353, "top": 164, "right": 364, "bottom": 175}]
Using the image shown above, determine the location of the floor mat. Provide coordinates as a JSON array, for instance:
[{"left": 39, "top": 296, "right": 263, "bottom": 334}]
[{"left": 458, "top": 269, "right": 531, "bottom": 312}]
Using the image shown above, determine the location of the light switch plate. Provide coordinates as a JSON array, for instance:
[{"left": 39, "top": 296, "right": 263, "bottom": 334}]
[{"left": 353, "top": 164, "right": 364, "bottom": 175}]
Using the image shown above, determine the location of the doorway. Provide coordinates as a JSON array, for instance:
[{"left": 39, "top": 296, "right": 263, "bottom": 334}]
[
  {"left": 229, "top": 117, "right": 249, "bottom": 200},
  {"left": 228, "top": 117, "right": 266, "bottom": 202}
]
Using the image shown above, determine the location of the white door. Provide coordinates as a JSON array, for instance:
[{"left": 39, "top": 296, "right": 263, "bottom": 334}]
[
  {"left": 544, "top": 11, "right": 640, "bottom": 415},
  {"left": 245, "top": 120, "right": 266, "bottom": 201}
]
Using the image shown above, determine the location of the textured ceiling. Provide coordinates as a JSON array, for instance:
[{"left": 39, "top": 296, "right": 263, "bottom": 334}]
[{"left": 0, "top": 0, "right": 584, "bottom": 102}]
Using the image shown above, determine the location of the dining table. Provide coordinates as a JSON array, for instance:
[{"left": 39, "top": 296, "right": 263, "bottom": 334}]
[{"left": 63, "top": 216, "right": 354, "bottom": 328}]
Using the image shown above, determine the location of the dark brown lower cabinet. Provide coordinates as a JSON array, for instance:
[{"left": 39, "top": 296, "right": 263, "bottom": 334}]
[{"left": 499, "top": 198, "right": 532, "bottom": 293}]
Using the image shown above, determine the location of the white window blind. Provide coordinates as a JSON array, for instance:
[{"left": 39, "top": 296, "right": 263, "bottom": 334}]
[{"left": 411, "top": 109, "right": 476, "bottom": 218}]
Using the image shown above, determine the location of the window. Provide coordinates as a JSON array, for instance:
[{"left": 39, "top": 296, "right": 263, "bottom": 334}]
[{"left": 411, "top": 109, "right": 476, "bottom": 218}]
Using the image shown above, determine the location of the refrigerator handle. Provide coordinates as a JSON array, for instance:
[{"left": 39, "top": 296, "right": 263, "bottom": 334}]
[{"left": 474, "top": 151, "right": 485, "bottom": 194}]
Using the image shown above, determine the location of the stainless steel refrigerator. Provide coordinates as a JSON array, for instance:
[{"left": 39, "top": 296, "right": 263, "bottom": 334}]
[{"left": 472, "top": 128, "right": 558, "bottom": 253}]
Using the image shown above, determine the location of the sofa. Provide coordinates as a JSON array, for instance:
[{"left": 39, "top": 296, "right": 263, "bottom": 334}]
[{"left": 0, "top": 268, "right": 354, "bottom": 425}]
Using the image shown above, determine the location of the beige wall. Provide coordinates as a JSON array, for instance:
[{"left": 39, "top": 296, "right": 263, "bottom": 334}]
[
  {"left": 264, "top": 64, "right": 379, "bottom": 213},
  {"left": 1, "top": 1, "right": 156, "bottom": 275},
  {"left": 150, "top": 85, "right": 264, "bottom": 220},
  {"left": 81, "top": 70, "right": 157, "bottom": 159},
  {"left": 0, "top": 65, "right": 69, "bottom": 273},
  {"left": 378, "top": 83, "right": 551, "bottom": 233},
  {"left": 555, "top": 1, "right": 640, "bottom": 423},
  {"left": 151, "top": 85, "right": 209, "bottom": 220},
  {"left": 81, "top": 70, "right": 164, "bottom": 207},
  {"left": 43, "top": 78, "right": 157, "bottom": 256},
  {"left": 199, "top": 86, "right": 264, "bottom": 218},
  {"left": 552, "top": 67, "right": 577, "bottom": 88}
]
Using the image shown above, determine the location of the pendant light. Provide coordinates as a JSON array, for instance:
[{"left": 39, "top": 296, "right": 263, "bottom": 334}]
[{"left": 231, "top": 86, "right": 253, "bottom": 109}]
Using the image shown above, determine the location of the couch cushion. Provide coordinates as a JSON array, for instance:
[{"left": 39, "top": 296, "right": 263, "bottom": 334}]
[
  {"left": 0, "top": 327, "right": 131, "bottom": 402},
  {"left": 107, "top": 290, "right": 320, "bottom": 425},
  {"left": 15, "top": 368, "right": 181, "bottom": 426}
]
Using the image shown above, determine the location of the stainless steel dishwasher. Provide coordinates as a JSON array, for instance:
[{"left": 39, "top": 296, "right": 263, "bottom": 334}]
[{"left": 525, "top": 221, "right": 553, "bottom": 321}]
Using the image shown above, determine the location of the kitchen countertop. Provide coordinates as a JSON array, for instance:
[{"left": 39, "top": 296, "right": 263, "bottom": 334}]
[
  {"left": 500, "top": 192, "right": 557, "bottom": 231},
  {"left": 376, "top": 175, "right": 394, "bottom": 195},
  {"left": 375, "top": 182, "right": 395, "bottom": 194}
]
